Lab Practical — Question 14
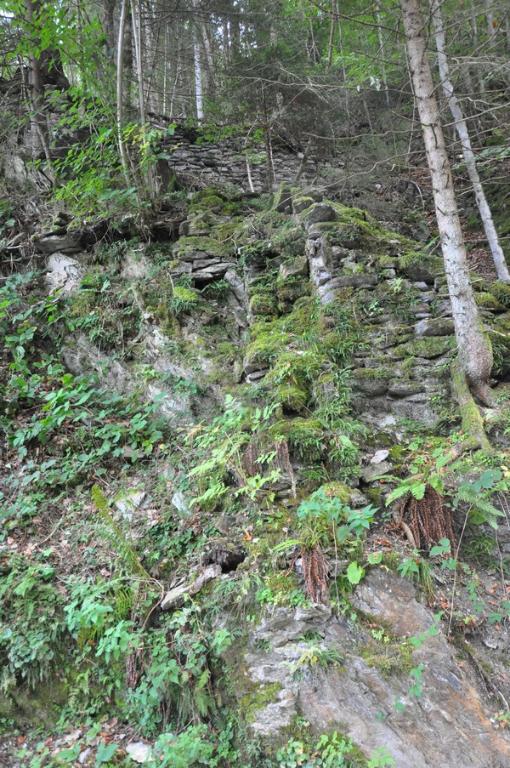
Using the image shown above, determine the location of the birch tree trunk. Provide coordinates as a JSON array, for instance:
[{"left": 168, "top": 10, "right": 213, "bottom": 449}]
[
  {"left": 400, "top": 0, "right": 493, "bottom": 405},
  {"left": 430, "top": 0, "right": 510, "bottom": 282},
  {"left": 374, "top": 0, "right": 390, "bottom": 106},
  {"left": 116, "top": 0, "right": 131, "bottom": 184},
  {"left": 192, "top": 0, "right": 204, "bottom": 120}
]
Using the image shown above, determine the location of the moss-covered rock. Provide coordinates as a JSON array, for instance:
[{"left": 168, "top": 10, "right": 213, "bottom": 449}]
[
  {"left": 394, "top": 336, "right": 454, "bottom": 360},
  {"left": 174, "top": 235, "right": 232, "bottom": 261},
  {"left": 270, "top": 418, "right": 325, "bottom": 461},
  {"left": 352, "top": 367, "right": 393, "bottom": 395},
  {"left": 317, "top": 481, "right": 351, "bottom": 504},
  {"left": 475, "top": 291, "right": 506, "bottom": 311},
  {"left": 276, "top": 383, "right": 309, "bottom": 413},
  {"left": 249, "top": 292, "right": 279, "bottom": 318}
]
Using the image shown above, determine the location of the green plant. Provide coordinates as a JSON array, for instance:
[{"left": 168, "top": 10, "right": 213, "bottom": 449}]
[{"left": 188, "top": 395, "right": 280, "bottom": 510}]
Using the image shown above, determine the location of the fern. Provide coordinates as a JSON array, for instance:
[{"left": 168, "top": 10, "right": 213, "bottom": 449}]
[{"left": 91, "top": 484, "right": 152, "bottom": 579}]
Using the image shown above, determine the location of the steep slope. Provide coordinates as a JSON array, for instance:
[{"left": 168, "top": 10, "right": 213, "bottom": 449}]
[{"left": 2, "top": 183, "right": 510, "bottom": 767}]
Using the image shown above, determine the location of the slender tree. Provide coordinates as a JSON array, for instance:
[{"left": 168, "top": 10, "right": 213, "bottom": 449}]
[
  {"left": 430, "top": 0, "right": 510, "bottom": 282},
  {"left": 116, "top": 0, "right": 131, "bottom": 183},
  {"left": 400, "top": 0, "right": 493, "bottom": 406}
]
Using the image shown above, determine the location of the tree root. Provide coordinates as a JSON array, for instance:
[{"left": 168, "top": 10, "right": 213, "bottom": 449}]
[
  {"left": 451, "top": 360, "right": 492, "bottom": 453},
  {"left": 393, "top": 485, "right": 455, "bottom": 550}
]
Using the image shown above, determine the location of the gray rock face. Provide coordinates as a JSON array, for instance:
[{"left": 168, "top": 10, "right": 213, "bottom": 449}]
[
  {"left": 46, "top": 253, "right": 83, "bottom": 294},
  {"left": 240, "top": 571, "right": 510, "bottom": 767}
]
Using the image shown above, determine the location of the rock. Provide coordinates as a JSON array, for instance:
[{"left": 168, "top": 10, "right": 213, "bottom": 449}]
[
  {"left": 388, "top": 380, "right": 424, "bottom": 398},
  {"left": 35, "top": 232, "right": 81, "bottom": 254},
  {"left": 361, "top": 460, "right": 392, "bottom": 483},
  {"left": 304, "top": 204, "right": 338, "bottom": 225},
  {"left": 121, "top": 250, "right": 151, "bottom": 279},
  {"left": 414, "top": 317, "right": 454, "bottom": 337},
  {"left": 171, "top": 491, "right": 191, "bottom": 517},
  {"left": 161, "top": 564, "right": 222, "bottom": 611},
  {"left": 239, "top": 570, "right": 510, "bottom": 767},
  {"left": 279, "top": 255, "right": 308, "bottom": 280},
  {"left": 114, "top": 488, "right": 146, "bottom": 521},
  {"left": 46, "top": 253, "right": 83, "bottom": 294},
  {"left": 160, "top": 583, "right": 189, "bottom": 610},
  {"left": 78, "top": 748, "right": 92, "bottom": 764},
  {"left": 349, "top": 489, "right": 369, "bottom": 508},
  {"left": 125, "top": 741, "right": 152, "bottom": 764},
  {"left": 370, "top": 449, "right": 390, "bottom": 464}
]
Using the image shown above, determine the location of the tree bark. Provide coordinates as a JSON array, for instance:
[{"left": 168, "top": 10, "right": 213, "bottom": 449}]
[
  {"left": 192, "top": 0, "right": 204, "bottom": 120},
  {"left": 374, "top": 0, "right": 390, "bottom": 106},
  {"left": 400, "top": 0, "right": 493, "bottom": 404},
  {"left": 116, "top": 0, "right": 131, "bottom": 184},
  {"left": 430, "top": 0, "right": 510, "bottom": 282}
]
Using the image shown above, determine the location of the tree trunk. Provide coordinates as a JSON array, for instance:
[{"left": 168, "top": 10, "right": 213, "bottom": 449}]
[
  {"left": 192, "top": 0, "right": 204, "bottom": 120},
  {"left": 102, "top": 0, "right": 116, "bottom": 62},
  {"left": 374, "top": 0, "right": 390, "bottom": 106},
  {"left": 116, "top": 0, "right": 131, "bottom": 184},
  {"left": 400, "top": 0, "right": 493, "bottom": 404},
  {"left": 430, "top": 0, "right": 510, "bottom": 282}
]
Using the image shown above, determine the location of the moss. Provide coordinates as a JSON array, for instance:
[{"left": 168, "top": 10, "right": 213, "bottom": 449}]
[
  {"left": 174, "top": 235, "right": 231, "bottom": 260},
  {"left": 276, "top": 275, "right": 308, "bottom": 308},
  {"left": 276, "top": 383, "right": 309, "bottom": 413},
  {"left": 189, "top": 193, "right": 224, "bottom": 213},
  {"left": 475, "top": 291, "right": 506, "bottom": 311},
  {"left": 249, "top": 292, "right": 279, "bottom": 318},
  {"left": 317, "top": 481, "right": 351, "bottom": 504},
  {"left": 351, "top": 367, "right": 393, "bottom": 380},
  {"left": 270, "top": 418, "right": 324, "bottom": 461},
  {"left": 450, "top": 360, "right": 491, "bottom": 451},
  {"left": 395, "top": 336, "right": 454, "bottom": 360},
  {"left": 359, "top": 640, "right": 414, "bottom": 678},
  {"left": 245, "top": 320, "right": 289, "bottom": 369},
  {"left": 239, "top": 681, "right": 283, "bottom": 724},
  {"left": 481, "top": 281, "right": 510, "bottom": 308}
]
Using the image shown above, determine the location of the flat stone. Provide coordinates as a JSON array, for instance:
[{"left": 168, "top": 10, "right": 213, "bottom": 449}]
[
  {"left": 35, "top": 232, "right": 81, "bottom": 254},
  {"left": 370, "top": 449, "right": 390, "bottom": 464},
  {"left": 114, "top": 488, "right": 146, "bottom": 521},
  {"left": 125, "top": 742, "right": 152, "bottom": 764},
  {"left": 160, "top": 583, "right": 189, "bottom": 610},
  {"left": 415, "top": 317, "right": 455, "bottom": 337},
  {"left": 361, "top": 460, "right": 392, "bottom": 483},
  {"left": 388, "top": 380, "right": 424, "bottom": 398}
]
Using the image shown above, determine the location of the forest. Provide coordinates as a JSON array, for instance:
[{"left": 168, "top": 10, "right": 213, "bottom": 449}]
[{"left": 1, "top": 0, "right": 510, "bottom": 765}]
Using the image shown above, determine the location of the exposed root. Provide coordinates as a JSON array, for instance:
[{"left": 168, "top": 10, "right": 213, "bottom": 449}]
[
  {"left": 395, "top": 485, "right": 455, "bottom": 551},
  {"left": 451, "top": 360, "right": 492, "bottom": 452},
  {"left": 301, "top": 545, "right": 329, "bottom": 604}
]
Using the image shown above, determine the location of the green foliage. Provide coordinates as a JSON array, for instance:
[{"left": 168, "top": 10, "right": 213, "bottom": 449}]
[
  {"left": 188, "top": 395, "right": 280, "bottom": 510},
  {"left": 0, "top": 554, "right": 66, "bottom": 692},
  {"left": 275, "top": 731, "right": 364, "bottom": 768},
  {"left": 125, "top": 605, "right": 232, "bottom": 734}
]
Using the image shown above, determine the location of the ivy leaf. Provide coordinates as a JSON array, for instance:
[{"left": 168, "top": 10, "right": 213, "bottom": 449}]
[
  {"left": 95, "top": 742, "right": 118, "bottom": 765},
  {"left": 346, "top": 561, "right": 365, "bottom": 585},
  {"left": 367, "top": 551, "right": 383, "bottom": 565}
]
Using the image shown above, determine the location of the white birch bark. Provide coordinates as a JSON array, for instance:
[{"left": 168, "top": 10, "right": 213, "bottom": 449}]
[
  {"left": 400, "top": 0, "right": 493, "bottom": 403},
  {"left": 430, "top": 0, "right": 510, "bottom": 282},
  {"left": 374, "top": 0, "right": 390, "bottom": 106},
  {"left": 191, "top": 0, "right": 204, "bottom": 121},
  {"left": 116, "top": 0, "right": 131, "bottom": 184}
]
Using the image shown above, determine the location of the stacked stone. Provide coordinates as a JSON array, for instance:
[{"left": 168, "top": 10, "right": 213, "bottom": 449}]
[
  {"left": 300, "top": 200, "right": 455, "bottom": 429},
  {"left": 161, "top": 130, "right": 318, "bottom": 192}
]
